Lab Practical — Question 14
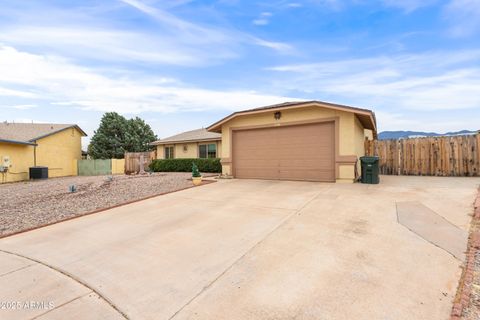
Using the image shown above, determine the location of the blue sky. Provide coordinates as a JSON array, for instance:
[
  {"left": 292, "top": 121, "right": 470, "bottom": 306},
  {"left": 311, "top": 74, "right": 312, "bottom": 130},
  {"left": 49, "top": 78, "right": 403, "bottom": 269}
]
[{"left": 0, "top": 0, "right": 479, "bottom": 146}]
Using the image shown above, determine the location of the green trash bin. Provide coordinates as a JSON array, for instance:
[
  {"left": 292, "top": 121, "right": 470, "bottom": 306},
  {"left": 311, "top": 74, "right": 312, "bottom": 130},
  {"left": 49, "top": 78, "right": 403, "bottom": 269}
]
[{"left": 360, "top": 156, "right": 380, "bottom": 184}]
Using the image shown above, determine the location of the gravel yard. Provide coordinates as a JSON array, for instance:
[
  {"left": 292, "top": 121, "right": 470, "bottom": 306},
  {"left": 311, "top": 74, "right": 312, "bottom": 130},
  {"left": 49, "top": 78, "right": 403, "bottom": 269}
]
[{"left": 0, "top": 173, "right": 215, "bottom": 237}]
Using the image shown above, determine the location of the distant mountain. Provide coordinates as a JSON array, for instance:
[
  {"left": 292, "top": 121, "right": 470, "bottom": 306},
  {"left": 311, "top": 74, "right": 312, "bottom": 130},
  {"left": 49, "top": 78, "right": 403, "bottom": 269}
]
[{"left": 378, "top": 130, "right": 477, "bottom": 140}]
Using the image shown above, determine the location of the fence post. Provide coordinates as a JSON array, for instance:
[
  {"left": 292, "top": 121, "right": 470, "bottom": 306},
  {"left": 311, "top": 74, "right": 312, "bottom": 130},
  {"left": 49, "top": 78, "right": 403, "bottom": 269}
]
[
  {"left": 475, "top": 133, "right": 480, "bottom": 176},
  {"left": 139, "top": 153, "right": 145, "bottom": 174}
]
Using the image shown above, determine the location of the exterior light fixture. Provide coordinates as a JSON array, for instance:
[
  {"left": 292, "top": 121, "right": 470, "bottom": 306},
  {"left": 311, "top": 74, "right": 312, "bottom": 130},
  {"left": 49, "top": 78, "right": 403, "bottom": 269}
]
[{"left": 274, "top": 111, "right": 282, "bottom": 120}]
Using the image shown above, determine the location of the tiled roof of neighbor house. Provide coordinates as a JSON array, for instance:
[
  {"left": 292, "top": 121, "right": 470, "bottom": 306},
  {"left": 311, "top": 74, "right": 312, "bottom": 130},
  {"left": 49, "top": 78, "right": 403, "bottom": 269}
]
[
  {"left": 0, "top": 122, "right": 87, "bottom": 146},
  {"left": 207, "top": 100, "right": 377, "bottom": 137},
  {"left": 150, "top": 128, "right": 221, "bottom": 145}
]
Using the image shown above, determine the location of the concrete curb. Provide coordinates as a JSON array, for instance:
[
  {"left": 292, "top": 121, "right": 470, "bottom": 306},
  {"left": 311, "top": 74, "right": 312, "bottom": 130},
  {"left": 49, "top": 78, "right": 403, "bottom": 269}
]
[
  {"left": 0, "top": 179, "right": 216, "bottom": 240},
  {"left": 451, "top": 187, "right": 480, "bottom": 319}
]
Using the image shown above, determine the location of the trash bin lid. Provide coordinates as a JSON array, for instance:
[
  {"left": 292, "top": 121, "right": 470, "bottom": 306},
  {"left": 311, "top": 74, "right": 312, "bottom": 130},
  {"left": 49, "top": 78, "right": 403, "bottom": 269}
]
[{"left": 360, "top": 156, "right": 379, "bottom": 163}]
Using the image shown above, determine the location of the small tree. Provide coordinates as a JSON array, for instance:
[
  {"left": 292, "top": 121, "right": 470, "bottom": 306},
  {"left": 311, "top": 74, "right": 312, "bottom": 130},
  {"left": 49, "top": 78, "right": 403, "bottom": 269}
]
[
  {"left": 89, "top": 112, "right": 127, "bottom": 159},
  {"left": 192, "top": 163, "right": 201, "bottom": 177},
  {"left": 124, "top": 117, "right": 157, "bottom": 152},
  {"left": 89, "top": 113, "right": 158, "bottom": 159}
]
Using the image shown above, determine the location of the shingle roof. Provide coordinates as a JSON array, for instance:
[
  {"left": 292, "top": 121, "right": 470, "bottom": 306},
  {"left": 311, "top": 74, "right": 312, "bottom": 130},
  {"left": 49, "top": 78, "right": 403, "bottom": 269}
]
[
  {"left": 0, "top": 122, "right": 87, "bottom": 145},
  {"left": 150, "top": 128, "right": 221, "bottom": 145}
]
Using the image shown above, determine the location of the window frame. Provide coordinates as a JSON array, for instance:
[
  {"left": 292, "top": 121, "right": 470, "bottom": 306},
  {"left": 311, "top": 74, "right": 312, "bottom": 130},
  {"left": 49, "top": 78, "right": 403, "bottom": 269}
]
[
  {"left": 164, "top": 146, "right": 174, "bottom": 159},
  {"left": 198, "top": 143, "right": 217, "bottom": 159}
]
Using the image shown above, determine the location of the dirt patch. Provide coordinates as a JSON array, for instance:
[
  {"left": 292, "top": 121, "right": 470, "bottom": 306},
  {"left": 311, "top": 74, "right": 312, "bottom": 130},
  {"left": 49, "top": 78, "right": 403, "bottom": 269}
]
[
  {"left": 452, "top": 188, "right": 480, "bottom": 319},
  {"left": 0, "top": 173, "right": 216, "bottom": 238}
]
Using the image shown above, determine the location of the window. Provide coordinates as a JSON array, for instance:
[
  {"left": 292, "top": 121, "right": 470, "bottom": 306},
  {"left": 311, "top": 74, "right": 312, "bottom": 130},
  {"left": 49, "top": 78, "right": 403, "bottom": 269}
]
[
  {"left": 164, "top": 146, "right": 174, "bottom": 159},
  {"left": 199, "top": 143, "right": 216, "bottom": 158}
]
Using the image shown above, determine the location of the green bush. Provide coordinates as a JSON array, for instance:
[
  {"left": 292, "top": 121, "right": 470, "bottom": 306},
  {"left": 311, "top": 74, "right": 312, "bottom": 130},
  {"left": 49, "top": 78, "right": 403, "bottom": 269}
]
[
  {"left": 150, "top": 158, "right": 221, "bottom": 173},
  {"left": 192, "top": 163, "right": 201, "bottom": 177}
]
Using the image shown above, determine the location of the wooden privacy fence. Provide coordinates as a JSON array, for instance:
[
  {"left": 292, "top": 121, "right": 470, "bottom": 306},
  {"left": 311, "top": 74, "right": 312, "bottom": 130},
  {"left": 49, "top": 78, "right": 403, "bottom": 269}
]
[
  {"left": 365, "top": 134, "right": 480, "bottom": 176},
  {"left": 124, "top": 151, "right": 156, "bottom": 174}
]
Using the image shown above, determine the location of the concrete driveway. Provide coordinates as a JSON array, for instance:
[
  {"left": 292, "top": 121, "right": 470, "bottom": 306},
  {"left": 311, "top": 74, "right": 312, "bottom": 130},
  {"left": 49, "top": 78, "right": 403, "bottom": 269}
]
[{"left": 1, "top": 176, "right": 479, "bottom": 320}]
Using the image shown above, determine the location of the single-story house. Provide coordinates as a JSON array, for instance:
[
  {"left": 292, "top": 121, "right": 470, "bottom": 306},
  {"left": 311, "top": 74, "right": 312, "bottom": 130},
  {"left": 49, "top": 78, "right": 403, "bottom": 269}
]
[
  {"left": 151, "top": 128, "right": 222, "bottom": 159},
  {"left": 0, "top": 123, "right": 87, "bottom": 183},
  {"left": 207, "top": 100, "right": 376, "bottom": 183}
]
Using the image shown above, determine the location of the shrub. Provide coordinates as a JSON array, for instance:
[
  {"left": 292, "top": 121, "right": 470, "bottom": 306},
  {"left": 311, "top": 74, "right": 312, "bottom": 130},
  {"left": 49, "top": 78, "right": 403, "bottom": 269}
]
[
  {"left": 192, "top": 163, "right": 201, "bottom": 177},
  {"left": 149, "top": 158, "right": 221, "bottom": 173}
]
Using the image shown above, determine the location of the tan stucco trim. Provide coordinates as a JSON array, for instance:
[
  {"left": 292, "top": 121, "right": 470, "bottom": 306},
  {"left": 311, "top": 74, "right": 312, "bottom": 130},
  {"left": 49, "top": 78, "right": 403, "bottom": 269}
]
[
  {"left": 336, "top": 155, "right": 357, "bottom": 163},
  {"left": 335, "top": 158, "right": 358, "bottom": 181},
  {"left": 220, "top": 158, "right": 231, "bottom": 164},
  {"left": 208, "top": 101, "right": 376, "bottom": 134}
]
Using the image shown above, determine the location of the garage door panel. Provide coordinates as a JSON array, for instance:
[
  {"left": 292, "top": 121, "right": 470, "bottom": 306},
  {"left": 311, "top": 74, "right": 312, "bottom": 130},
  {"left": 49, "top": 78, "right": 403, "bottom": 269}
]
[
  {"left": 279, "top": 169, "right": 332, "bottom": 181},
  {"left": 235, "top": 168, "right": 279, "bottom": 179},
  {"left": 278, "top": 159, "right": 330, "bottom": 168},
  {"left": 232, "top": 122, "right": 335, "bottom": 182}
]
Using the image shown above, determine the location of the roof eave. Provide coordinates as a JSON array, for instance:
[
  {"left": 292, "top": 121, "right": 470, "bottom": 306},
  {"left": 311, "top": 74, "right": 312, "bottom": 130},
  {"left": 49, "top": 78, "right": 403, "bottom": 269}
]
[
  {"left": 207, "top": 101, "right": 377, "bottom": 134},
  {"left": 150, "top": 137, "right": 222, "bottom": 146},
  {"left": 0, "top": 139, "right": 37, "bottom": 146}
]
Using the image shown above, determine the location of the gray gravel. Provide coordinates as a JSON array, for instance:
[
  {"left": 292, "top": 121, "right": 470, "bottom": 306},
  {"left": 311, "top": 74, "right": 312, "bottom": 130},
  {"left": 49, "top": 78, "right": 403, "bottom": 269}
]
[{"left": 0, "top": 173, "right": 213, "bottom": 237}]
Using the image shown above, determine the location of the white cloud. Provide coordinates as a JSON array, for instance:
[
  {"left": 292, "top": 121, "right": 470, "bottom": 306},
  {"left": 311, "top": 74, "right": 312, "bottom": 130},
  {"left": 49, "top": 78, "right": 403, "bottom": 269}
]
[
  {"left": 0, "top": 27, "right": 230, "bottom": 66},
  {"left": 381, "top": 0, "right": 438, "bottom": 12},
  {"left": 444, "top": 0, "right": 480, "bottom": 37},
  {"left": 2, "top": 104, "right": 37, "bottom": 110},
  {"left": 0, "top": 87, "right": 37, "bottom": 98},
  {"left": 268, "top": 50, "right": 480, "bottom": 112},
  {"left": 118, "top": 0, "right": 291, "bottom": 53},
  {"left": 10, "top": 119, "right": 44, "bottom": 124},
  {"left": 0, "top": 0, "right": 293, "bottom": 68},
  {"left": 373, "top": 111, "right": 421, "bottom": 131},
  {"left": 0, "top": 45, "right": 299, "bottom": 114},
  {"left": 253, "top": 12, "right": 273, "bottom": 26},
  {"left": 286, "top": 3, "right": 303, "bottom": 8},
  {"left": 253, "top": 19, "right": 269, "bottom": 25}
]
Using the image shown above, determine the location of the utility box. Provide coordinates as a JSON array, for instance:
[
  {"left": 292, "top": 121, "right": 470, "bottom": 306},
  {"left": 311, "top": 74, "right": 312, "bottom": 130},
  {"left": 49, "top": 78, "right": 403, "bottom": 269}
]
[
  {"left": 29, "top": 166, "right": 48, "bottom": 180},
  {"left": 2, "top": 156, "right": 10, "bottom": 167},
  {"left": 360, "top": 156, "right": 379, "bottom": 184}
]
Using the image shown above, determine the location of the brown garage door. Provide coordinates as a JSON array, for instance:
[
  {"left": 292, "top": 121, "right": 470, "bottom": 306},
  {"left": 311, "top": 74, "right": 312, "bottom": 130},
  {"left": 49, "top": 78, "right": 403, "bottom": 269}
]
[{"left": 232, "top": 122, "right": 335, "bottom": 182}]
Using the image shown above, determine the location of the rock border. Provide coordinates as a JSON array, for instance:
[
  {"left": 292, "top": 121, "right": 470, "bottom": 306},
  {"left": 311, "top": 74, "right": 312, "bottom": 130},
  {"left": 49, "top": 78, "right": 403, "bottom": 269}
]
[{"left": 451, "top": 188, "right": 480, "bottom": 319}]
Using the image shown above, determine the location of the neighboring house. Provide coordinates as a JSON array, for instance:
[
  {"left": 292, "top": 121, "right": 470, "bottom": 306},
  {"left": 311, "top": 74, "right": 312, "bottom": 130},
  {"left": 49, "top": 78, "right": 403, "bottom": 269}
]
[
  {"left": 207, "top": 100, "right": 377, "bottom": 183},
  {"left": 151, "top": 128, "right": 222, "bottom": 160},
  {"left": 0, "top": 123, "right": 87, "bottom": 183}
]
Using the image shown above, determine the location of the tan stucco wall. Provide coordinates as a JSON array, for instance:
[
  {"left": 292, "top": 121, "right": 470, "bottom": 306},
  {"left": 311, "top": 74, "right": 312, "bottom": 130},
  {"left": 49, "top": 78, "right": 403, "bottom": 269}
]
[
  {"left": 156, "top": 145, "right": 165, "bottom": 159},
  {"left": 176, "top": 143, "right": 199, "bottom": 158},
  {"left": 0, "top": 142, "right": 34, "bottom": 183},
  {"left": 156, "top": 141, "right": 222, "bottom": 159},
  {"left": 219, "top": 105, "right": 367, "bottom": 182},
  {"left": 35, "top": 127, "right": 83, "bottom": 178},
  {"left": 217, "top": 141, "right": 222, "bottom": 158},
  {"left": 354, "top": 116, "right": 367, "bottom": 175}
]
